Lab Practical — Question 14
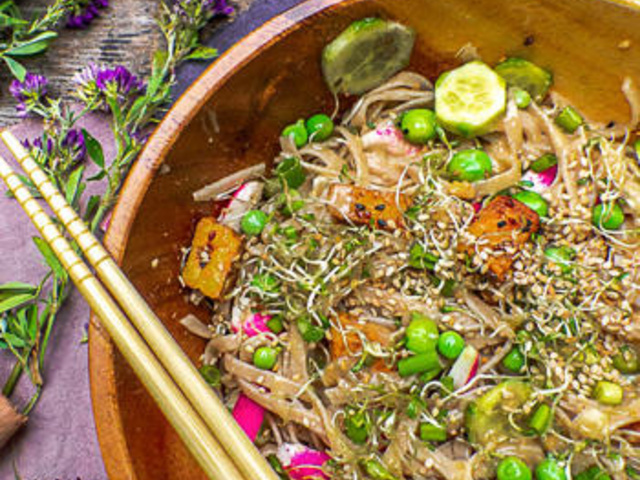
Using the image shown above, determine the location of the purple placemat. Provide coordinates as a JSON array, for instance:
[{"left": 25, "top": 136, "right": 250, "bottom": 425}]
[{"left": 0, "top": 0, "right": 303, "bottom": 478}]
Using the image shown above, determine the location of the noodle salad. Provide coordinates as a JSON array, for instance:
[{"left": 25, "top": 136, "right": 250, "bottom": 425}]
[{"left": 179, "top": 18, "right": 640, "bottom": 480}]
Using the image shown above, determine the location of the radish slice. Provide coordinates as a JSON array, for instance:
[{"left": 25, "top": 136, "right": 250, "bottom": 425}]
[
  {"left": 276, "top": 443, "right": 331, "bottom": 480},
  {"left": 232, "top": 394, "right": 265, "bottom": 442},
  {"left": 361, "top": 120, "right": 423, "bottom": 156},
  {"left": 450, "top": 345, "right": 479, "bottom": 389},
  {"left": 219, "top": 180, "right": 264, "bottom": 231},
  {"left": 521, "top": 165, "right": 558, "bottom": 193},
  {"left": 231, "top": 308, "right": 272, "bottom": 337}
]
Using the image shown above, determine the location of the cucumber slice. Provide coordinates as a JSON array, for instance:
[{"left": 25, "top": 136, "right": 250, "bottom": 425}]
[
  {"left": 322, "top": 18, "right": 415, "bottom": 95},
  {"left": 435, "top": 61, "right": 506, "bottom": 138},
  {"left": 495, "top": 57, "right": 553, "bottom": 102}
]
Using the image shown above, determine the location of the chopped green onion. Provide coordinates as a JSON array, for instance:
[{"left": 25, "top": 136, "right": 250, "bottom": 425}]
[
  {"left": 276, "top": 157, "right": 307, "bottom": 188},
  {"left": 345, "top": 408, "right": 371, "bottom": 444},
  {"left": 297, "top": 316, "right": 326, "bottom": 343},
  {"left": 419, "top": 366, "right": 443, "bottom": 383},
  {"left": 361, "top": 459, "right": 398, "bottom": 480},
  {"left": 199, "top": 365, "right": 221, "bottom": 387},
  {"left": 405, "top": 312, "right": 439, "bottom": 353},
  {"left": 593, "top": 380, "right": 623, "bottom": 405},
  {"left": 529, "top": 403, "right": 552, "bottom": 434},
  {"left": 266, "top": 316, "right": 284, "bottom": 334},
  {"left": 502, "top": 346, "right": 526, "bottom": 372},
  {"left": 555, "top": 106, "right": 584, "bottom": 133},
  {"left": 397, "top": 350, "right": 441, "bottom": 377},
  {"left": 613, "top": 345, "right": 639, "bottom": 374},
  {"left": 419, "top": 423, "right": 447, "bottom": 442},
  {"left": 530, "top": 153, "right": 557, "bottom": 173}
]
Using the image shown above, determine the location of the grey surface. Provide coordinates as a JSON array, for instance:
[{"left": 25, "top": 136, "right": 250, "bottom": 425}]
[{"left": 0, "top": 0, "right": 303, "bottom": 478}]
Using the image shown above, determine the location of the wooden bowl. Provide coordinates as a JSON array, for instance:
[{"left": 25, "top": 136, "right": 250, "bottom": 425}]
[{"left": 89, "top": 0, "right": 640, "bottom": 478}]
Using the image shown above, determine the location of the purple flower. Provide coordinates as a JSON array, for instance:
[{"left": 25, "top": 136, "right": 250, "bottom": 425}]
[
  {"left": 74, "top": 63, "right": 145, "bottom": 107},
  {"left": 9, "top": 73, "right": 48, "bottom": 117},
  {"left": 206, "top": 0, "right": 233, "bottom": 15},
  {"left": 67, "top": 0, "right": 109, "bottom": 29},
  {"left": 173, "top": 0, "right": 234, "bottom": 19},
  {"left": 61, "top": 129, "right": 87, "bottom": 163}
]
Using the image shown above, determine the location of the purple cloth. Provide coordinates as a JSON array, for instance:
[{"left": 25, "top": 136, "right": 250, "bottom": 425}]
[{"left": 0, "top": 0, "right": 303, "bottom": 477}]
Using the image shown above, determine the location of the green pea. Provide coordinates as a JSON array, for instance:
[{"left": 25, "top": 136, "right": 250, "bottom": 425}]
[
  {"left": 253, "top": 347, "right": 278, "bottom": 370},
  {"left": 361, "top": 459, "right": 397, "bottom": 480},
  {"left": 345, "top": 408, "right": 370, "bottom": 445},
  {"left": 593, "top": 380, "right": 623, "bottom": 406},
  {"left": 555, "top": 106, "right": 583, "bottom": 133},
  {"left": 241, "top": 210, "right": 268, "bottom": 235},
  {"left": 502, "top": 346, "right": 526, "bottom": 373},
  {"left": 513, "top": 190, "right": 549, "bottom": 217},
  {"left": 399, "top": 109, "right": 437, "bottom": 144},
  {"left": 306, "top": 114, "right": 334, "bottom": 142},
  {"left": 513, "top": 88, "right": 532, "bottom": 109},
  {"left": 447, "top": 149, "right": 493, "bottom": 182},
  {"left": 592, "top": 202, "right": 624, "bottom": 230},
  {"left": 613, "top": 345, "right": 639, "bottom": 374},
  {"left": 535, "top": 458, "right": 567, "bottom": 480},
  {"left": 497, "top": 457, "right": 532, "bottom": 480},
  {"left": 437, "top": 331, "right": 465, "bottom": 359},
  {"left": 406, "top": 312, "right": 439, "bottom": 353},
  {"left": 544, "top": 246, "right": 576, "bottom": 274},
  {"left": 282, "top": 119, "right": 308, "bottom": 148}
]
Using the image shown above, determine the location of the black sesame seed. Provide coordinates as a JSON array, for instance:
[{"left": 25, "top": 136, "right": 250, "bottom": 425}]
[
  {"left": 606, "top": 121, "right": 616, "bottom": 128},
  {"left": 524, "top": 35, "right": 535, "bottom": 46},
  {"left": 377, "top": 219, "right": 388, "bottom": 228},
  {"left": 355, "top": 203, "right": 366, "bottom": 211},
  {"left": 497, "top": 220, "right": 507, "bottom": 228},
  {"left": 375, "top": 204, "right": 386, "bottom": 211}
]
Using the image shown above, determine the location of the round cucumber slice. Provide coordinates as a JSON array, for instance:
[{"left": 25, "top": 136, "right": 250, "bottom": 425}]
[
  {"left": 495, "top": 57, "right": 553, "bottom": 102},
  {"left": 322, "top": 18, "right": 415, "bottom": 95},
  {"left": 435, "top": 61, "right": 506, "bottom": 138}
]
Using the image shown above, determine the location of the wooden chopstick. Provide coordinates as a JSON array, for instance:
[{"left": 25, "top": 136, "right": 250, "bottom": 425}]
[
  {"left": 0, "top": 154, "right": 246, "bottom": 480},
  {"left": 0, "top": 131, "right": 279, "bottom": 480}
]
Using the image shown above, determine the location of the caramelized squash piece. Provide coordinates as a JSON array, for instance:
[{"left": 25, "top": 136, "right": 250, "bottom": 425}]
[
  {"left": 463, "top": 195, "right": 540, "bottom": 280},
  {"left": 330, "top": 312, "right": 393, "bottom": 372},
  {"left": 327, "top": 184, "right": 410, "bottom": 230},
  {"left": 182, "top": 218, "right": 243, "bottom": 299}
]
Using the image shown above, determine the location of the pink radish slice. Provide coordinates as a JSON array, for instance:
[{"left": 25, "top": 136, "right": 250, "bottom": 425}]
[
  {"left": 361, "top": 120, "right": 423, "bottom": 156},
  {"left": 219, "top": 180, "right": 264, "bottom": 231},
  {"left": 231, "top": 310, "right": 272, "bottom": 337},
  {"left": 450, "top": 345, "right": 479, "bottom": 389},
  {"left": 276, "top": 443, "right": 331, "bottom": 480},
  {"left": 232, "top": 394, "right": 265, "bottom": 442},
  {"left": 521, "top": 165, "right": 558, "bottom": 193}
]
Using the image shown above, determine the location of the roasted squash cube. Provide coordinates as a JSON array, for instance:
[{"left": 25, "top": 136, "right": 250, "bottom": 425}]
[
  {"left": 327, "top": 184, "right": 410, "bottom": 230},
  {"left": 182, "top": 218, "right": 243, "bottom": 299},
  {"left": 463, "top": 195, "right": 540, "bottom": 280},
  {"left": 330, "top": 312, "right": 394, "bottom": 372}
]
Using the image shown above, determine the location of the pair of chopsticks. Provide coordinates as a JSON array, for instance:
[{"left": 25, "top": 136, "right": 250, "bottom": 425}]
[{"left": 0, "top": 131, "right": 279, "bottom": 480}]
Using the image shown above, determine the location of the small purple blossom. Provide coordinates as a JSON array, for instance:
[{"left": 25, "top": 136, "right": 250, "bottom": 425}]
[
  {"left": 173, "top": 0, "right": 234, "bottom": 19},
  {"left": 22, "top": 129, "right": 86, "bottom": 165},
  {"left": 9, "top": 73, "right": 49, "bottom": 117},
  {"left": 74, "top": 63, "right": 145, "bottom": 107},
  {"left": 61, "top": 129, "right": 87, "bottom": 164},
  {"left": 206, "top": 0, "right": 233, "bottom": 16},
  {"left": 67, "top": 0, "right": 109, "bottom": 29}
]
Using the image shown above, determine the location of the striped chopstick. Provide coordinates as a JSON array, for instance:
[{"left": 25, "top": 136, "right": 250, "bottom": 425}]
[{"left": 0, "top": 131, "right": 278, "bottom": 480}]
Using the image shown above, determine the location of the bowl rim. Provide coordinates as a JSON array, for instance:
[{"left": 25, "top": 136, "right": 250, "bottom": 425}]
[
  {"left": 89, "top": 0, "right": 351, "bottom": 478},
  {"left": 88, "top": 0, "right": 640, "bottom": 477}
]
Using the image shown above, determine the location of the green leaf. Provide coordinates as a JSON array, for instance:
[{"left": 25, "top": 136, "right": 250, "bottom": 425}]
[
  {"left": 26, "top": 305, "right": 39, "bottom": 341},
  {"left": 65, "top": 166, "right": 85, "bottom": 205},
  {"left": 147, "top": 50, "right": 168, "bottom": 97},
  {"left": 84, "top": 195, "right": 101, "bottom": 220},
  {"left": 0, "top": 293, "right": 35, "bottom": 314},
  {"left": 185, "top": 46, "right": 219, "bottom": 61},
  {"left": 2, "top": 55, "right": 25, "bottom": 81},
  {"left": 0, "top": 282, "right": 36, "bottom": 294},
  {"left": 32, "top": 236, "right": 67, "bottom": 281},
  {"left": 126, "top": 96, "right": 148, "bottom": 124},
  {"left": 86, "top": 170, "right": 106, "bottom": 182},
  {"left": 81, "top": 129, "right": 104, "bottom": 168},
  {"left": 6, "top": 31, "right": 58, "bottom": 57},
  {"left": 2, "top": 332, "right": 26, "bottom": 348},
  {"left": 0, "top": 12, "right": 27, "bottom": 28}
]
